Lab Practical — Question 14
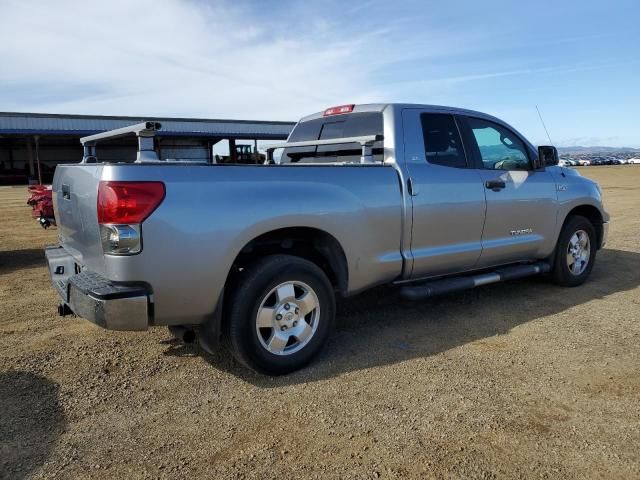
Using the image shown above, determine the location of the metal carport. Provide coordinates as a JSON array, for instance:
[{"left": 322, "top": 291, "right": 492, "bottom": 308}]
[{"left": 0, "top": 112, "right": 295, "bottom": 184}]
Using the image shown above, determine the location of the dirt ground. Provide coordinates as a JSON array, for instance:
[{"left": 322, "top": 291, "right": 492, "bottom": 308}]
[{"left": 1, "top": 166, "right": 639, "bottom": 479}]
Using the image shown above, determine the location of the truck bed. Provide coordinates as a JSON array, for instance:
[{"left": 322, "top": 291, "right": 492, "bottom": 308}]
[{"left": 52, "top": 162, "right": 405, "bottom": 326}]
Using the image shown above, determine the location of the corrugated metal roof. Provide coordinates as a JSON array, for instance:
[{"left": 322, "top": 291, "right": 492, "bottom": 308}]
[{"left": 0, "top": 112, "right": 295, "bottom": 139}]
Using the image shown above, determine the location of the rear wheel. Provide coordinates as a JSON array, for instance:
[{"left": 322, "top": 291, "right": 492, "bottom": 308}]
[
  {"left": 550, "top": 215, "right": 597, "bottom": 287},
  {"left": 226, "top": 255, "right": 335, "bottom": 375}
]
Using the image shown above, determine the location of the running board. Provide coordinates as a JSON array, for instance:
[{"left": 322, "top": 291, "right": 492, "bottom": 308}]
[{"left": 399, "top": 262, "right": 551, "bottom": 300}]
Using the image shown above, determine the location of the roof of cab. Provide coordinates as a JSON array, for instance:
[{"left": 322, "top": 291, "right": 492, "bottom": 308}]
[
  {"left": 298, "top": 103, "right": 504, "bottom": 124},
  {"left": 296, "top": 103, "right": 535, "bottom": 152}
]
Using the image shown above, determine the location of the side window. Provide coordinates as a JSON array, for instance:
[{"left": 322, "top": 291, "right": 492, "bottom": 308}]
[
  {"left": 420, "top": 113, "right": 467, "bottom": 168},
  {"left": 467, "top": 117, "right": 530, "bottom": 171}
]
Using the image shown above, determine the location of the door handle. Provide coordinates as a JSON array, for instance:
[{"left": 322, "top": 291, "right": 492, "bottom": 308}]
[{"left": 485, "top": 179, "right": 506, "bottom": 191}]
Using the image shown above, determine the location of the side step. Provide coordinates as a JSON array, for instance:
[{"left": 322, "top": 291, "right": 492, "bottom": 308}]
[{"left": 400, "top": 262, "right": 551, "bottom": 300}]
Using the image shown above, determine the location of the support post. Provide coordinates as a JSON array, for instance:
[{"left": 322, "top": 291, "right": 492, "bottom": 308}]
[
  {"left": 83, "top": 145, "right": 97, "bottom": 163},
  {"left": 26, "top": 137, "right": 35, "bottom": 181},
  {"left": 136, "top": 135, "right": 158, "bottom": 162},
  {"left": 34, "top": 135, "right": 42, "bottom": 184},
  {"left": 8, "top": 138, "right": 14, "bottom": 170},
  {"left": 229, "top": 138, "right": 237, "bottom": 163}
]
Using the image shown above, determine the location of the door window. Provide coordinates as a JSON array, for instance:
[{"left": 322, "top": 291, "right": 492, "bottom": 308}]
[
  {"left": 467, "top": 117, "right": 530, "bottom": 171},
  {"left": 420, "top": 113, "right": 467, "bottom": 168}
]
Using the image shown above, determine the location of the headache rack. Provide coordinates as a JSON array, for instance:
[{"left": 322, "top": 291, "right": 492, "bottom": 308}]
[
  {"left": 80, "top": 122, "right": 162, "bottom": 163},
  {"left": 265, "top": 134, "right": 383, "bottom": 164}
]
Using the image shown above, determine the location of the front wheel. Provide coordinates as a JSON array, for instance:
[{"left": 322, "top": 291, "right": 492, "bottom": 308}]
[
  {"left": 550, "top": 215, "right": 597, "bottom": 287},
  {"left": 226, "top": 255, "right": 335, "bottom": 375}
]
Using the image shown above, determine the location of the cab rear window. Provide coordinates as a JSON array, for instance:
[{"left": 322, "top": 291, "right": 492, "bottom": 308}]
[{"left": 280, "top": 112, "right": 384, "bottom": 164}]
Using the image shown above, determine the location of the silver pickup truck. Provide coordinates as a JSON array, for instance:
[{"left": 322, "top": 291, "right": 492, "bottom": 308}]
[{"left": 46, "top": 103, "right": 609, "bottom": 374}]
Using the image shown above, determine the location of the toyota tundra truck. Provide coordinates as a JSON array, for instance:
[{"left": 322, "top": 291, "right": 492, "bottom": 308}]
[{"left": 45, "top": 103, "right": 609, "bottom": 374}]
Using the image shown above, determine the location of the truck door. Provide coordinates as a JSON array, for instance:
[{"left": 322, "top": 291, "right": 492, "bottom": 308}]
[
  {"left": 402, "top": 109, "right": 486, "bottom": 278},
  {"left": 458, "top": 115, "right": 558, "bottom": 267}
]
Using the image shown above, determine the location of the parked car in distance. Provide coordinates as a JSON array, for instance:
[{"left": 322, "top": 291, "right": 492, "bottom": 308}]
[
  {"left": 577, "top": 159, "right": 591, "bottom": 166},
  {"left": 628, "top": 158, "right": 640, "bottom": 164},
  {"left": 45, "top": 104, "right": 610, "bottom": 374}
]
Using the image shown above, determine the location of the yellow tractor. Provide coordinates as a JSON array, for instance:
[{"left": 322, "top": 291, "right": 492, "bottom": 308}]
[
  {"left": 215, "top": 143, "right": 265, "bottom": 164},
  {"left": 235, "top": 144, "right": 265, "bottom": 164}
]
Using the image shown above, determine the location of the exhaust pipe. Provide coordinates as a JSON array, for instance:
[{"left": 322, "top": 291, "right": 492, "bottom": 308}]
[
  {"left": 57, "top": 303, "right": 73, "bottom": 317},
  {"left": 168, "top": 326, "right": 196, "bottom": 344}
]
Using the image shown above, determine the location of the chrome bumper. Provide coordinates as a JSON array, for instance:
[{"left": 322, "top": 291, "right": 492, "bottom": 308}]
[{"left": 45, "top": 246, "right": 150, "bottom": 331}]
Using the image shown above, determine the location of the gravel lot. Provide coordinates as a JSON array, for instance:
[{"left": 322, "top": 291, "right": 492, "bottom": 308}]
[{"left": 1, "top": 166, "right": 639, "bottom": 479}]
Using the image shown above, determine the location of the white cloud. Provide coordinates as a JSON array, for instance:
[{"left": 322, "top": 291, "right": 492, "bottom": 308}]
[
  {"left": 0, "top": 0, "right": 488, "bottom": 121},
  {"left": 0, "top": 0, "right": 392, "bottom": 120}
]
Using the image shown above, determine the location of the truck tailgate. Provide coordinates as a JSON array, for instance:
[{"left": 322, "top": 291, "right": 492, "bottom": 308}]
[{"left": 52, "top": 164, "right": 106, "bottom": 274}]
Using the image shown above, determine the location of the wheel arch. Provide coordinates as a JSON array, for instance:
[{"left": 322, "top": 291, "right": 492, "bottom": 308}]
[
  {"left": 561, "top": 204, "right": 605, "bottom": 249},
  {"left": 227, "top": 227, "right": 349, "bottom": 296},
  {"left": 200, "top": 226, "right": 349, "bottom": 348}
]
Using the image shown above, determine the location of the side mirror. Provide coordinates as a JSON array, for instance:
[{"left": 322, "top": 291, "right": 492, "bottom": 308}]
[{"left": 537, "top": 145, "right": 558, "bottom": 168}]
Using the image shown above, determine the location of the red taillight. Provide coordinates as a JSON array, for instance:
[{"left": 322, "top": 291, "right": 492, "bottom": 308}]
[
  {"left": 97, "top": 181, "right": 165, "bottom": 224},
  {"left": 323, "top": 104, "right": 355, "bottom": 116}
]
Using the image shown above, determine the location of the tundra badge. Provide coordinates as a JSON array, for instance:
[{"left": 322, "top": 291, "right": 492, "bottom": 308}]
[{"left": 510, "top": 228, "right": 533, "bottom": 236}]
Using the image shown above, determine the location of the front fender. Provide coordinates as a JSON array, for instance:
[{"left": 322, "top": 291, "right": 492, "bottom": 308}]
[{"left": 550, "top": 167, "right": 608, "bottom": 246}]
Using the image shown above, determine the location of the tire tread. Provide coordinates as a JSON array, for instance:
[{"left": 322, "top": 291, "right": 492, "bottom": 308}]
[{"left": 226, "top": 254, "right": 335, "bottom": 375}]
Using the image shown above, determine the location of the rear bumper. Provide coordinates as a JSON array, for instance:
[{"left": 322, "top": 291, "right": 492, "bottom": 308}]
[{"left": 45, "top": 246, "right": 150, "bottom": 331}]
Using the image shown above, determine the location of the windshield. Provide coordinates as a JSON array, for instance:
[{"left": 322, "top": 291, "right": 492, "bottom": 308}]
[{"left": 278, "top": 112, "right": 384, "bottom": 164}]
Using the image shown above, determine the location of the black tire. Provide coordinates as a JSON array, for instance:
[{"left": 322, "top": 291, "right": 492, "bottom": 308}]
[
  {"left": 550, "top": 215, "right": 597, "bottom": 287},
  {"left": 225, "top": 255, "right": 335, "bottom": 375}
]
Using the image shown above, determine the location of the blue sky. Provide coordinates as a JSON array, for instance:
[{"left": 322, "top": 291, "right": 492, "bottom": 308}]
[{"left": 1, "top": 0, "right": 638, "bottom": 146}]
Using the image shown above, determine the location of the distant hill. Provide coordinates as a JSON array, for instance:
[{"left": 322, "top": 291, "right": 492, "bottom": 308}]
[{"left": 556, "top": 146, "right": 640, "bottom": 154}]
